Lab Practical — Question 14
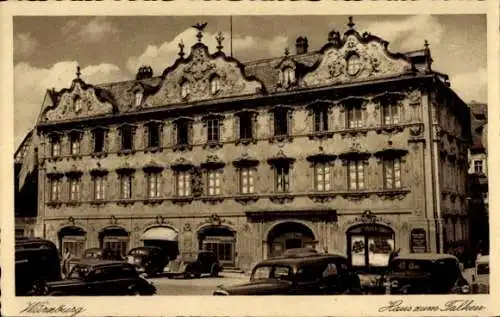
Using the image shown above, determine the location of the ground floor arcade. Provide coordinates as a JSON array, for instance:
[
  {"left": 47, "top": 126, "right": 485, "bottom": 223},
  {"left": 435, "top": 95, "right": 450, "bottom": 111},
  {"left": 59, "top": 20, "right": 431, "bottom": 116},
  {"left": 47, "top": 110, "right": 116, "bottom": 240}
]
[{"left": 39, "top": 209, "right": 450, "bottom": 271}]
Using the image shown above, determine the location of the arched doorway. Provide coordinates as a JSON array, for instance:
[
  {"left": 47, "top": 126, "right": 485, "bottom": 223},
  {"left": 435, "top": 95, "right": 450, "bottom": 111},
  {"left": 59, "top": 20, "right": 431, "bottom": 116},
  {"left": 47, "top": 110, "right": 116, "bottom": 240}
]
[
  {"left": 58, "top": 226, "right": 86, "bottom": 260},
  {"left": 141, "top": 226, "right": 179, "bottom": 261},
  {"left": 99, "top": 227, "right": 129, "bottom": 259},
  {"left": 198, "top": 226, "right": 236, "bottom": 267},
  {"left": 346, "top": 224, "right": 395, "bottom": 272},
  {"left": 267, "top": 222, "right": 316, "bottom": 258}
]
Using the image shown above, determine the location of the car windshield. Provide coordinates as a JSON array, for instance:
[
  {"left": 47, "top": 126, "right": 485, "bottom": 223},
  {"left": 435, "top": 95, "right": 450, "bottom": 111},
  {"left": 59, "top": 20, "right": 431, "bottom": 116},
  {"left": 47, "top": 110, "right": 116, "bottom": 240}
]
[
  {"left": 67, "top": 265, "right": 90, "bottom": 279},
  {"left": 251, "top": 265, "right": 293, "bottom": 281},
  {"left": 390, "top": 260, "right": 434, "bottom": 273},
  {"left": 83, "top": 250, "right": 100, "bottom": 258},
  {"left": 477, "top": 263, "right": 489, "bottom": 275}
]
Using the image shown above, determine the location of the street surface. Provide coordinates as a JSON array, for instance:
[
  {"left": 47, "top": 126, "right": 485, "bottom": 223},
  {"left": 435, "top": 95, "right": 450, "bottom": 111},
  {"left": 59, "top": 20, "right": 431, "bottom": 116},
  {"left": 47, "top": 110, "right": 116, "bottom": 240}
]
[{"left": 148, "top": 272, "right": 249, "bottom": 295}]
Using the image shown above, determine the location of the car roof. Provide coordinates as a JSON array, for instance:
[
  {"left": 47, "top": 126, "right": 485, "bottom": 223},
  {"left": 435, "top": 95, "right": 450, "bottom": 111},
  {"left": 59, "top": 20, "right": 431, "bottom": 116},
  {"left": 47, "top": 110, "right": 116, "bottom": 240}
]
[
  {"left": 15, "top": 237, "right": 57, "bottom": 249},
  {"left": 256, "top": 253, "right": 347, "bottom": 267},
  {"left": 75, "top": 259, "right": 128, "bottom": 268},
  {"left": 393, "top": 253, "right": 458, "bottom": 261}
]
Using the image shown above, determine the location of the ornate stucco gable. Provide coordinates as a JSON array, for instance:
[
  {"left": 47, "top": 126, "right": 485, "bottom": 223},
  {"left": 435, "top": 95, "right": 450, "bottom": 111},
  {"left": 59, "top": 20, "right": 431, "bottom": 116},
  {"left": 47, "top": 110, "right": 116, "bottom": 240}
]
[
  {"left": 145, "top": 27, "right": 264, "bottom": 107},
  {"left": 40, "top": 68, "right": 119, "bottom": 123},
  {"left": 302, "top": 18, "right": 414, "bottom": 88}
]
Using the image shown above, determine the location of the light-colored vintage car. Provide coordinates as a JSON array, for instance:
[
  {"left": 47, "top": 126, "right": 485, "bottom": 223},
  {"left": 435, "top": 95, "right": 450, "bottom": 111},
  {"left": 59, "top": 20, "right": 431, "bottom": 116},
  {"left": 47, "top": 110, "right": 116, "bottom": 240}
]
[{"left": 472, "top": 255, "right": 489, "bottom": 293}]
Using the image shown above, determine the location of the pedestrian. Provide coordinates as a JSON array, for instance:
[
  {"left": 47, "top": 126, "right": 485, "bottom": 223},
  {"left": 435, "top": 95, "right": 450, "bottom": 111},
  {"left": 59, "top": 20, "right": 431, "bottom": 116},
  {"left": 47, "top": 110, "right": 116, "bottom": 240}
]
[{"left": 61, "top": 248, "right": 72, "bottom": 278}]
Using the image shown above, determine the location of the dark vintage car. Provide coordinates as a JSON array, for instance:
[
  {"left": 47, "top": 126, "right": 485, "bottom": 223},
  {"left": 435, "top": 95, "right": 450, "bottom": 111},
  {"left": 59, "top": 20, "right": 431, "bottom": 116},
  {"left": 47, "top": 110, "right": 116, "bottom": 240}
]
[
  {"left": 127, "top": 246, "right": 168, "bottom": 277},
  {"left": 15, "top": 237, "right": 62, "bottom": 295},
  {"left": 471, "top": 255, "right": 489, "bottom": 293},
  {"left": 165, "top": 251, "right": 223, "bottom": 278},
  {"left": 382, "top": 253, "right": 470, "bottom": 294},
  {"left": 42, "top": 259, "right": 156, "bottom": 296},
  {"left": 82, "top": 248, "right": 124, "bottom": 261},
  {"left": 213, "top": 253, "right": 361, "bottom": 295}
]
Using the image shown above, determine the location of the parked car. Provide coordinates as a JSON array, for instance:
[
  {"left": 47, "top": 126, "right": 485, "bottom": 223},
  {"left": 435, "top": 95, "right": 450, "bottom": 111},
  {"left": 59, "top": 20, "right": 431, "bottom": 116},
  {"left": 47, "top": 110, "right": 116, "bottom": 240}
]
[
  {"left": 381, "top": 253, "right": 470, "bottom": 294},
  {"left": 472, "top": 255, "right": 489, "bottom": 293},
  {"left": 82, "top": 248, "right": 124, "bottom": 261},
  {"left": 165, "top": 251, "right": 223, "bottom": 279},
  {"left": 213, "top": 253, "right": 361, "bottom": 295},
  {"left": 42, "top": 259, "right": 156, "bottom": 296},
  {"left": 15, "top": 237, "right": 62, "bottom": 295},
  {"left": 126, "top": 246, "right": 168, "bottom": 277}
]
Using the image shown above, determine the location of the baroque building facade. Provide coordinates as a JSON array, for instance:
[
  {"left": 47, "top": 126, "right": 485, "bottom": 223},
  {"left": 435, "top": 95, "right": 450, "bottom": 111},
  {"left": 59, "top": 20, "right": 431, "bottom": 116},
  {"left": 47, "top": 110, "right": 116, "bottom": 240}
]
[{"left": 21, "top": 18, "right": 472, "bottom": 271}]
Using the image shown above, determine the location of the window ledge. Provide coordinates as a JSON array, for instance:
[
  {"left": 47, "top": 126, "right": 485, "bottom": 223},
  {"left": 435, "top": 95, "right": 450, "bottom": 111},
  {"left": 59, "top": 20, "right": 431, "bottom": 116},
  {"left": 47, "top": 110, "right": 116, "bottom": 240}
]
[
  {"left": 235, "top": 138, "right": 257, "bottom": 146},
  {"left": 90, "top": 200, "right": 107, "bottom": 206},
  {"left": 91, "top": 152, "right": 107, "bottom": 159},
  {"left": 66, "top": 155, "right": 83, "bottom": 161},
  {"left": 234, "top": 195, "right": 259, "bottom": 205},
  {"left": 172, "top": 143, "right": 192, "bottom": 152},
  {"left": 143, "top": 198, "right": 164, "bottom": 205},
  {"left": 144, "top": 146, "right": 162, "bottom": 154},
  {"left": 118, "top": 149, "right": 136, "bottom": 156},
  {"left": 47, "top": 201, "right": 63, "bottom": 208},
  {"left": 269, "top": 193, "right": 294, "bottom": 204},
  {"left": 307, "top": 131, "right": 334, "bottom": 140},
  {"left": 66, "top": 201, "right": 82, "bottom": 207},
  {"left": 172, "top": 196, "right": 193, "bottom": 205},
  {"left": 47, "top": 156, "right": 63, "bottom": 162},
  {"left": 339, "top": 128, "right": 370, "bottom": 138},
  {"left": 200, "top": 196, "right": 224, "bottom": 204},
  {"left": 375, "top": 125, "right": 405, "bottom": 135},
  {"left": 308, "top": 192, "right": 338, "bottom": 203},
  {"left": 117, "top": 200, "right": 135, "bottom": 206},
  {"left": 203, "top": 141, "right": 223, "bottom": 149},
  {"left": 269, "top": 135, "right": 293, "bottom": 144}
]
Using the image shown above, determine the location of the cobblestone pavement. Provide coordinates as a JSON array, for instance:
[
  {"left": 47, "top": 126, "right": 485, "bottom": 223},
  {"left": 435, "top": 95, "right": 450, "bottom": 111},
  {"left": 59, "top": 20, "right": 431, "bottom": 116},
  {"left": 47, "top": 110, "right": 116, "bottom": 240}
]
[{"left": 147, "top": 272, "right": 249, "bottom": 295}]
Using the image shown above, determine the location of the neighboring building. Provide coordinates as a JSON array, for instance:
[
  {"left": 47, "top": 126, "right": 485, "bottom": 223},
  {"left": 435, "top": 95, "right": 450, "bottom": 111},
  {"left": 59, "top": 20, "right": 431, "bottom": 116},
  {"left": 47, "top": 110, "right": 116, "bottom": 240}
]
[
  {"left": 16, "top": 18, "right": 472, "bottom": 271},
  {"left": 467, "top": 101, "right": 488, "bottom": 252}
]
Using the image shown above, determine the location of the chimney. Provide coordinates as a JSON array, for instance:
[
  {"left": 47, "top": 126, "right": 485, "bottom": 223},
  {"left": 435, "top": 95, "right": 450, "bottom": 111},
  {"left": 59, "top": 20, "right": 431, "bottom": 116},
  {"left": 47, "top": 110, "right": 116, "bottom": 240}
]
[
  {"left": 295, "top": 36, "right": 308, "bottom": 55},
  {"left": 136, "top": 65, "right": 153, "bottom": 80}
]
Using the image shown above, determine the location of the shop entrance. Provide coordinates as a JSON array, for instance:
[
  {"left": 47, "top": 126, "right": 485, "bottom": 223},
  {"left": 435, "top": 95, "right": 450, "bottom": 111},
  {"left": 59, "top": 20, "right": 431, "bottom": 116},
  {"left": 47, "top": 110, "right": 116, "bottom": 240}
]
[
  {"left": 141, "top": 226, "right": 179, "bottom": 261},
  {"left": 198, "top": 226, "right": 236, "bottom": 267},
  {"left": 267, "top": 222, "right": 316, "bottom": 258}
]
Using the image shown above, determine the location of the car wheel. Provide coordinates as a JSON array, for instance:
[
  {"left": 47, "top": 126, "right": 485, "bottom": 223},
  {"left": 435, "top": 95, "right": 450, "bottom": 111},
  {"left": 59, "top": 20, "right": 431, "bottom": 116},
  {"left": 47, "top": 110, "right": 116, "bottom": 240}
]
[
  {"left": 183, "top": 272, "right": 192, "bottom": 279},
  {"left": 194, "top": 273, "right": 201, "bottom": 278}
]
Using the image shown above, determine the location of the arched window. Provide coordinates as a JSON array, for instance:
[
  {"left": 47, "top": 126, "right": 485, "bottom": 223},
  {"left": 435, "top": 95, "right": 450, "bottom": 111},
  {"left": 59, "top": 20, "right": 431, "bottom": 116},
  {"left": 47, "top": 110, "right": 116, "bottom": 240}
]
[
  {"left": 281, "top": 67, "right": 295, "bottom": 87},
  {"left": 180, "top": 80, "right": 190, "bottom": 98},
  {"left": 210, "top": 76, "right": 221, "bottom": 95},
  {"left": 346, "top": 54, "right": 362, "bottom": 76},
  {"left": 74, "top": 96, "right": 83, "bottom": 113}
]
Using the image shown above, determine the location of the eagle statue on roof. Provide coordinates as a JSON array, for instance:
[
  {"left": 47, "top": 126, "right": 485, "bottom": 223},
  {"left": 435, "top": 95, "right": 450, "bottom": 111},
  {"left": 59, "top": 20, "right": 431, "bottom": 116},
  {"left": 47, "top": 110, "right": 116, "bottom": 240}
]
[{"left": 192, "top": 22, "right": 207, "bottom": 32}]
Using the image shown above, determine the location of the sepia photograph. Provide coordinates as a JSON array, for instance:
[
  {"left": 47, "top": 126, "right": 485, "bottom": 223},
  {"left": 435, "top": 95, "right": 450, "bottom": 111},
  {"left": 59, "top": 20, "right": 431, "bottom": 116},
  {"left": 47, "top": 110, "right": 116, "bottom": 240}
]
[{"left": 2, "top": 2, "right": 496, "bottom": 316}]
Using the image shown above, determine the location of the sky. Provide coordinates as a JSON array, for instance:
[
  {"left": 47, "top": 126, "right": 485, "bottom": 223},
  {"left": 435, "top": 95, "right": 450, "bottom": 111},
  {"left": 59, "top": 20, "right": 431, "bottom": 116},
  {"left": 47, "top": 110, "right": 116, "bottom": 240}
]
[{"left": 13, "top": 15, "right": 487, "bottom": 149}]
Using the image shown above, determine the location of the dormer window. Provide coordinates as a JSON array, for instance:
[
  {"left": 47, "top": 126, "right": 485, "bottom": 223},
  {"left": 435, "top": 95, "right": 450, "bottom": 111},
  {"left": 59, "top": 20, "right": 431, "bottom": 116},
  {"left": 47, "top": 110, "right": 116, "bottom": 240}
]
[
  {"left": 346, "top": 54, "right": 362, "bottom": 76},
  {"left": 210, "top": 75, "right": 221, "bottom": 95},
  {"left": 135, "top": 91, "right": 143, "bottom": 107},
  {"left": 180, "top": 80, "right": 190, "bottom": 99},
  {"left": 73, "top": 96, "right": 83, "bottom": 113},
  {"left": 281, "top": 67, "right": 295, "bottom": 87}
]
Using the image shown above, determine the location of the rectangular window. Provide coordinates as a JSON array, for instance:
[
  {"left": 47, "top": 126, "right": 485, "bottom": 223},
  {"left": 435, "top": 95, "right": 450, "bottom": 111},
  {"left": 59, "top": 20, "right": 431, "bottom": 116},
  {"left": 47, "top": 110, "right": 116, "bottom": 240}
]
[
  {"left": 347, "top": 105, "right": 363, "bottom": 129},
  {"left": 314, "top": 163, "right": 331, "bottom": 192},
  {"left": 51, "top": 136, "right": 61, "bottom": 157},
  {"left": 147, "top": 124, "right": 160, "bottom": 148},
  {"left": 70, "top": 135, "right": 80, "bottom": 156},
  {"left": 383, "top": 158, "right": 402, "bottom": 189},
  {"left": 274, "top": 108, "right": 289, "bottom": 136},
  {"left": 103, "top": 237, "right": 128, "bottom": 259},
  {"left": 120, "top": 174, "right": 132, "bottom": 200},
  {"left": 147, "top": 173, "right": 161, "bottom": 198},
  {"left": 239, "top": 113, "right": 253, "bottom": 140},
  {"left": 314, "top": 108, "right": 329, "bottom": 132},
  {"left": 176, "top": 171, "right": 191, "bottom": 197},
  {"left": 474, "top": 160, "right": 483, "bottom": 174},
  {"left": 239, "top": 168, "right": 255, "bottom": 194},
  {"left": 275, "top": 164, "right": 290, "bottom": 192},
  {"left": 93, "top": 177, "right": 105, "bottom": 200},
  {"left": 382, "top": 103, "right": 400, "bottom": 125},
  {"left": 348, "top": 161, "right": 364, "bottom": 190},
  {"left": 207, "top": 119, "right": 220, "bottom": 143},
  {"left": 62, "top": 237, "right": 85, "bottom": 260},
  {"left": 69, "top": 177, "right": 81, "bottom": 201},
  {"left": 93, "top": 129, "right": 105, "bottom": 153},
  {"left": 49, "top": 178, "right": 61, "bottom": 201},
  {"left": 120, "top": 126, "right": 133, "bottom": 150},
  {"left": 207, "top": 169, "right": 222, "bottom": 196},
  {"left": 176, "top": 120, "right": 189, "bottom": 145}
]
